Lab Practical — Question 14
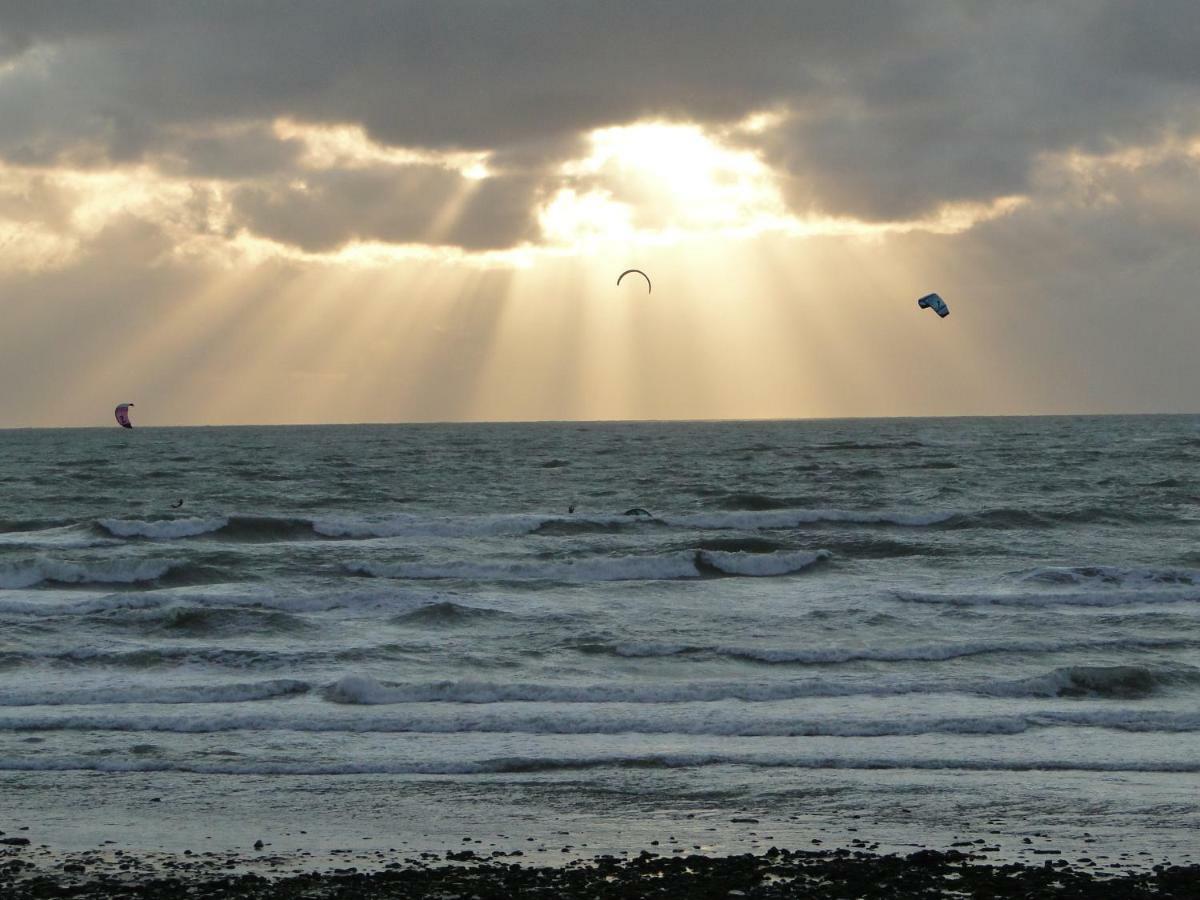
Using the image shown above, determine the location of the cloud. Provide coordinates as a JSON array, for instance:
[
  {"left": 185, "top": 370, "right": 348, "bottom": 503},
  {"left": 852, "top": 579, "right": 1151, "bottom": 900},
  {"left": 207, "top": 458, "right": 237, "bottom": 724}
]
[{"left": 2, "top": 1, "right": 1199, "bottom": 231}]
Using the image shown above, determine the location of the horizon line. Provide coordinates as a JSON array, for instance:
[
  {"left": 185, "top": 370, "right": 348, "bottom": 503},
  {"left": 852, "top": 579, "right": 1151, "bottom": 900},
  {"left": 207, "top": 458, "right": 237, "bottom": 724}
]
[{"left": 1, "top": 409, "right": 1196, "bottom": 432}]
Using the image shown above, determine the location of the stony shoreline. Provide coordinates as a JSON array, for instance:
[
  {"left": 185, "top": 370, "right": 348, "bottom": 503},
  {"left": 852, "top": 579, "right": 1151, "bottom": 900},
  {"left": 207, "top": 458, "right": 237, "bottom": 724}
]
[{"left": 4, "top": 844, "right": 1198, "bottom": 899}]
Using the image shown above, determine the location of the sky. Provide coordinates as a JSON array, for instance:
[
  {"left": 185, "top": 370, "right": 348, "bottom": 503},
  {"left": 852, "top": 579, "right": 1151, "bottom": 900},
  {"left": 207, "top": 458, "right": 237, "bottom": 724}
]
[{"left": 0, "top": 1, "right": 1198, "bottom": 427}]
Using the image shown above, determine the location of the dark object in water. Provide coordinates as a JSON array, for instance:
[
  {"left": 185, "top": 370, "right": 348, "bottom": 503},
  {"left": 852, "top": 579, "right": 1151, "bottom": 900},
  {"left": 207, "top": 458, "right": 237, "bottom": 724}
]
[
  {"left": 171, "top": 499, "right": 184, "bottom": 509},
  {"left": 568, "top": 504, "right": 575, "bottom": 514},
  {"left": 622, "top": 507, "right": 652, "bottom": 517}
]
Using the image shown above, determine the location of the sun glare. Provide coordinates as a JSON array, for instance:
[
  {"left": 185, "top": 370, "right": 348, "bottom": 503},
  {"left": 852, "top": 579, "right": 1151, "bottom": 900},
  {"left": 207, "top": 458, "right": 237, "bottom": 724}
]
[{"left": 548, "top": 121, "right": 787, "bottom": 245}]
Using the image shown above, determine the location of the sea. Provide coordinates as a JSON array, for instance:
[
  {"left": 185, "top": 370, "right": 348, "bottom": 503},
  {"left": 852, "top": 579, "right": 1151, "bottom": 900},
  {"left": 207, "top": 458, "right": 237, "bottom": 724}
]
[{"left": 1, "top": 416, "right": 1198, "bottom": 868}]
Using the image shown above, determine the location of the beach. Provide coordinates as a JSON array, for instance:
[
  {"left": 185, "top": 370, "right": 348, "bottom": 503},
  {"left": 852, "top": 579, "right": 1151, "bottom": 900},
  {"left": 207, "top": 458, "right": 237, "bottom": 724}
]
[
  {"left": 4, "top": 841, "right": 1199, "bottom": 898},
  {"left": 2, "top": 417, "right": 1198, "bottom": 896}
]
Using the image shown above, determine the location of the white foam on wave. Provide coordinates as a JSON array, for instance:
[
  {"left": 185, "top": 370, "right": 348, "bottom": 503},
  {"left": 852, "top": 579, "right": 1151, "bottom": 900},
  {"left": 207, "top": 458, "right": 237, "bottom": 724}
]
[
  {"left": 0, "top": 525, "right": 118, "bottom": 550},
  {"left": 697, "top": 549, "right": 831, "bottom": 576},
  {"left": 98, "top": 517, "right": 230, "bottom": 540},
  {"left": 0, "top": 592, "right": 170, "bottom": 615},
  {"left": 0, "top": 558, "right": 180, "bottom": 590}
]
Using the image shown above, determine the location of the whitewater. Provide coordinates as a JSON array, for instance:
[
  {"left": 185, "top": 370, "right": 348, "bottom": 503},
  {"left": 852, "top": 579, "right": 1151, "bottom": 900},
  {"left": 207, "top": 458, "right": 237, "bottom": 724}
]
[{"left": 1, "top": 416, "right": 1198, "bottom": 863}]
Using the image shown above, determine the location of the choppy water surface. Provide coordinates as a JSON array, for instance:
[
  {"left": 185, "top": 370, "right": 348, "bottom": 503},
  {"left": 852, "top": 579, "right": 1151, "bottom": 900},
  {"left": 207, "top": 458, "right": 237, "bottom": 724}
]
[{"left": 2, "top": 417, "right": 1198, "bottom": 864}]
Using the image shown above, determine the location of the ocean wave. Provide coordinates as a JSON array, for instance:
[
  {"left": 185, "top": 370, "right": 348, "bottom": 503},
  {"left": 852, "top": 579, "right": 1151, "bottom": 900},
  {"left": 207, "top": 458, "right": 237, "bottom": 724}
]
[
  {"left": 815, "top": 535, "right": 941, "bottom": 558},
  {"left": 1016, "top": 565, "right": 1200, "bottom": 588},
  {"left": 78, "top": 504, "right": 1157, "bottom": 545},
  {"left": 0, "top": 525, "right": 118, "bottom": 550},
  {"left": 673, "top": 509, "right": 954, "bottom": 530},
  {"left": 0, "top": 640, "right": 436, "bottom": 671},
  {"left": 389, "top": 600, "right": 512, "bottom": 626},
  {"left": 0, "top": 679, "right": 310, "bottom": 707},
  {"left": 97, "top": 515, "right": 316, "bottom": 542},
  {"left": 109, "top": 605, "right": 315, "bottom": 637},
  {"left": 0, "top": 646, "right": 302, "bottom": 670},
  {"left": 707, "top": 493, "right": 811, "bottom": 511},
  {"left": 0, "top": 585, "right": 446, "bottom": 617},
  {"left": 346, "top": 549, "right": 830, "bottom": 582},
  {"left": 1, "top": 707, "right": 1197, "bottom": 738},
  {"left": 573, "top": 635, "right": 1197, "bottom": 665},
  {"left": 816, "top": 440, "right": 926, "bottom": 451},
  {"left": 313, "top": 513, "right": 556, "bottom": 539},
  {"left": 943, "top": 507, "right": 1170, "bottom": 529},
  {"left": 990, "top": 665, "right": 1200, "bottom": 700},
  {"left": 323, "top": 664, "right": 1200, "bottom": 707},
  {"left": 0, "top": 558, "right": 184, "bottom": 590},
  {"left": 318, "top": 675, "right": 924, "bottom": 706},
  {"left": 697, "top": 549, "right": 832, "bottom": 577},
  {"left": 894, "top": 588, "right": 1200, "bottom": 607},
  {"left": 692, "top": 537, "right": 792, "bottom": 554},
  {"left": 3, "top": 754, "right": 1198, "bottom": 777},
  {"left": 98, "top": 517, "right": 229, "bottom": 540}
]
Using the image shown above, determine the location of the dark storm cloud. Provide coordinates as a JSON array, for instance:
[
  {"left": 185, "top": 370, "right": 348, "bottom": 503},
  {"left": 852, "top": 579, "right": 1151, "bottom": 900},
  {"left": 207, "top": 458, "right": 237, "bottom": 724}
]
[
  {"left": 158, "top": 125, "right": 307, "bottom": 180},
  {"left": 0, "top": 2, "right": 885, "bottom": 154},
  {"left": 1, "top": 1, "right": 1199, "bottom": 225},
  {"left": 751, "top": 3, "right": 1200, "bottom": 220}
]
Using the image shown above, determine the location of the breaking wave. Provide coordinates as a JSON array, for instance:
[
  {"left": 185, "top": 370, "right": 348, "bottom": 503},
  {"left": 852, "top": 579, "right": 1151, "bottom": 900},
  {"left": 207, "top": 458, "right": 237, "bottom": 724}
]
[
  {"left": 0, "top": 558, "right": 185, "bottom": 590},
  {"left": 0, "top": 525, "right": 118, "bottom": 550},
  {"left": 98, "top": 517, "right": 230, "bottom": 540},
  {"left": 98, "top": 516, "right": 316, "bottom": 542}
]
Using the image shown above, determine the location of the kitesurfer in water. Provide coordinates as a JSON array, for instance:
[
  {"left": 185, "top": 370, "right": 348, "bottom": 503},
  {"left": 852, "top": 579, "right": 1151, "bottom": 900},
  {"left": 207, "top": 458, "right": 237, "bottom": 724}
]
[{"left": 171, "top": 499, "right": 184, "bottom": 509}]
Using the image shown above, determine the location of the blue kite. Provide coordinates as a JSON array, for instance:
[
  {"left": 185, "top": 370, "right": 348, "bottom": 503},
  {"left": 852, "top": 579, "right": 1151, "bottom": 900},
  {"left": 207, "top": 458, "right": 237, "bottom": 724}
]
[{"left": 917, "top": 293, "right": 949, "bottom": 318}]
